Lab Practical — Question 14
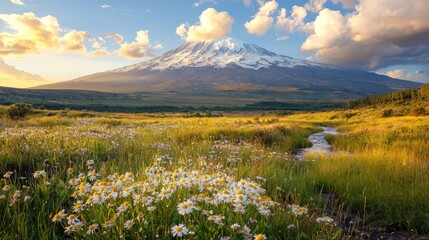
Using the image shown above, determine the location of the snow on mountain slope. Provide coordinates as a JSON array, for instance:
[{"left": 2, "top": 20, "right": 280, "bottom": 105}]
[
  {"left": 35, "top": 37, "right": 421, "bottom": 95},
  {"left": 113, "top": 38, "right": 336, "bottom": 72}
]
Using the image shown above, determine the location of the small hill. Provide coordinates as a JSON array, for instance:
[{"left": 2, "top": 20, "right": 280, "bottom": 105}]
[
  {"left": 0, "top": 58, "right": 49, "bottom": 88},
  {"left": 348, "top": 83, "right": 429, "bottom": 108}
]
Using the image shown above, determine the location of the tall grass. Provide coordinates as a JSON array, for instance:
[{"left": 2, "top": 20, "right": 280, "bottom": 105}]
[
  {"left": 285, "top": 109, "right": 429, "bottom": 234},
  {"left": 0, "top": 115, "right": 338, "bottom": 239},
  {"left": 1, "top": 107, "right": 428, "bottom": 239}
]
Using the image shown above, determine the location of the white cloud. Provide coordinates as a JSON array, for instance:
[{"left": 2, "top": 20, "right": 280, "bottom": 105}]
[
  {"left": 10, "top": 0, "right": 24, "bottom": 5},
  {"left": 176, "top": 8, "right": 234, "bottom": 41},
  {"left": 304, "top": 0, "right": 327, "bottom": 13},
  {"left": 106, "top": 32, "right": 124, "bottom": 44},
  {"left": 380, "top": 69, "right": 429, "bottom": 83},
  {"left": 276, "top": 6, "right": 307, "bottom": 33},
  {"left": 60, "top": 30, "right": 90, "bottom": 53},
  {"left": 101, "top": 4, "right": 111, "bottom": 9},
  {"left": 276, "top": 35, "right": 289, "bottom": 41},
  {"left": 301, "top": 9, "right": 348, "bottom": 52},
  {"left": 331, "top": 0, "right": 356, "bottom": 9},
  {"left": 301, "top": 0, "right": 429, "bottom": 69},
  {"left": 244, "top": 0, "right": 278, "bottom": 36},
  {"left": 118, "top": 30, "right": 162, "bottom": 59},
  {"left": 176, "top": 24, "right": 188, "bottom": 39}
]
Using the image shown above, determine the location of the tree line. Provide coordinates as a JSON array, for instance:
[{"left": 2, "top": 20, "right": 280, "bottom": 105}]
[{"left": 348, "top": 83, "right": 429, "bottom": 108}]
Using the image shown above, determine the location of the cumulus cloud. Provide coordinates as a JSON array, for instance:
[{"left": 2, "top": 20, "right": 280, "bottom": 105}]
[
  {"left": 60, "top": 30, "right": 90, "bottom": 53},
  {"left": 304, "top": 0, "right": 327, "bottom": 13},
  {"left": 0, "top": 12, "right": 59, "bottom": 55},
  {"left": 118, "top": 30, "right": 162, "bottom": 59},
  {"left": 10, "top": 0, "right": 24, "bottom": 5},
  {"left": 0, "top": 12, "right": 164, "bottom": 60},
  {"left": 331, "top": 0, "right": 356, "bottom": 9},
  {"left": 106, "top": 32, "right": 124, "bottom": 44},
  {"left": 276, "top": 6, "right": 308, "bottom": 33},
  {"left": 301, "top": 9, "right": 348, "bottom": 52},
  {"left": 101, "top": 4, "right": 111, "bottom": 9},
  {"left": 381, "top": 69, "right": 429, "bottom": 83},
  {"left": 244, "top": 0, "right": 278, "bottom": 36},
  {"left": 301, "top": 0, "right": 429, "bottom": 69},
  {"left": 176, "top": 8, "right": 234, "bottom": 41}
]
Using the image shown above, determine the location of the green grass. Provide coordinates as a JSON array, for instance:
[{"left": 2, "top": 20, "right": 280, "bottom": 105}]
[
  {"left": 0, "top": 114, "right": 341, "bottom": 239},
  {"left": 0, "top": 105, "right": 428, "bottom": 239}
]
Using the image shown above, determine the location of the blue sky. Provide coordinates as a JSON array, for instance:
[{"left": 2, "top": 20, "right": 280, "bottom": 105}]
[{"left": 0, "top": 0, "right": 428, "bottom": 83}]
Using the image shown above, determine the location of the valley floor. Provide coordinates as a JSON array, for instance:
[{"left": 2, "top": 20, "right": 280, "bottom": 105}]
[{"left": 0, "top": 106, "right": 428, "bottom": 239}]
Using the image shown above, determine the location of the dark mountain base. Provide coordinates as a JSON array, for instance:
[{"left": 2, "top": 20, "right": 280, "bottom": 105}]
[{"left": 0, "top": 87, "right": 347, "bottom": 112}]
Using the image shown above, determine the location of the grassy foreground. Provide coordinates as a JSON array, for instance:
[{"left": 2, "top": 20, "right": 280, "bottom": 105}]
[{"left": 0, "top": 105, "right": 428, "bottom": 239}]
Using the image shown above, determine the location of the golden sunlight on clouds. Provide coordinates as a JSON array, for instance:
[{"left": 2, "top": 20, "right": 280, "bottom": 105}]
[
  {"left": 118, "top": 30, "right": 162, "bottom": 59},
  {"left": 106, "top": 32, "right": 124, "bottom": 44},
  {"left": 245, "top": 0, "right": 278, "bottom": 36},
  {"left": 60, "top": 30, "right": 90, "bottom": 53},
  {"left": 176, "top": 8, "right": 234, "bottom": 41},
  {"left": 89, "top": 48, "right": 109, "bottom": 57},
  {"left": 0, "top": 12, "right": 59, "bottom": 55},
  {"left": 0, "top": 12, "right": 162, "bottom": 61},
  {"left": 300, "top": 0, "right": 429, "bottom": 68}
]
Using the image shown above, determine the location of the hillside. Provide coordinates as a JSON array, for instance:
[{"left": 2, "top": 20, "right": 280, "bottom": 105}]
[
  {"left": 348, "top": 83, "right": 429, "bottom": 108},
  {"left": 0, "top": 58, "right": 49, "bottom": 88}
]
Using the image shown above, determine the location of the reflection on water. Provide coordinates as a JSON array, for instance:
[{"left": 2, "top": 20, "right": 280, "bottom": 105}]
[{"left": 294, "top": 127, "right": 338, "bottom": 160}]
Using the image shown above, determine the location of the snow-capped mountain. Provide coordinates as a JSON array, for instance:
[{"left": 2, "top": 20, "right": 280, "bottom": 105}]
[
  {"left": 114, "top": 38, "right": 333, "bottom": 72},
  {"left": 36, "top": 38, "right": 420, "bottom": 97}
]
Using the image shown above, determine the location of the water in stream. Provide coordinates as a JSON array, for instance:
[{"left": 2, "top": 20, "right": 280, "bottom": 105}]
[{"left": 293, "top": 127, "right": 338, "bottom": 160}]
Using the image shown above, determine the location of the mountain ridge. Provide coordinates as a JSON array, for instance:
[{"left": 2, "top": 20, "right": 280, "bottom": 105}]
[
  {"left": 111, "top": 38, "right": 336, "bottom": 72},
  {"left": 35, "top": 38, "right": 421, "bottom": 95}
]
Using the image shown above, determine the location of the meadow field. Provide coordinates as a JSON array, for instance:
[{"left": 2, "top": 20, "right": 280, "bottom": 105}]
[{"left": 0, "top": 105, "right": 428, "bottom": 239}]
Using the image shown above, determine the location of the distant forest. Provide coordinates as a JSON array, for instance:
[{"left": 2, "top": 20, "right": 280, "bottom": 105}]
[{"left": 348, "top": 83, "right": 429, "bottom": 108}]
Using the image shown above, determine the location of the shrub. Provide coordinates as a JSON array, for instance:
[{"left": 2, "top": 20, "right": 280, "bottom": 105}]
[
  {"left": 382, "top": 108, "right": 394, "bottom": 117},
  {"left": 6, "top": 103, "right": 33, "bottom": 120},
  {"left": 411, "top": 107, "right": 426, "bottom": 116}
]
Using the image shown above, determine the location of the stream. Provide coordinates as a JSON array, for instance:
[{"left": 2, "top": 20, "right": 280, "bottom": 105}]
[{"left": 293, "top": 127, "right": 339, "bottom": 160}]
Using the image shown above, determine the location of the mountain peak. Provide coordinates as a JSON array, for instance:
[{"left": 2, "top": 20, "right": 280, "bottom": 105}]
[
  {"left": 36, "top": 37, "right": 421, "bottom": 95},
  {"left": 113, "top": 37, "right": 329, "bottom": 72},
  {"left": 170, "top": 38, "right": 277, "bottom": 57}
]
